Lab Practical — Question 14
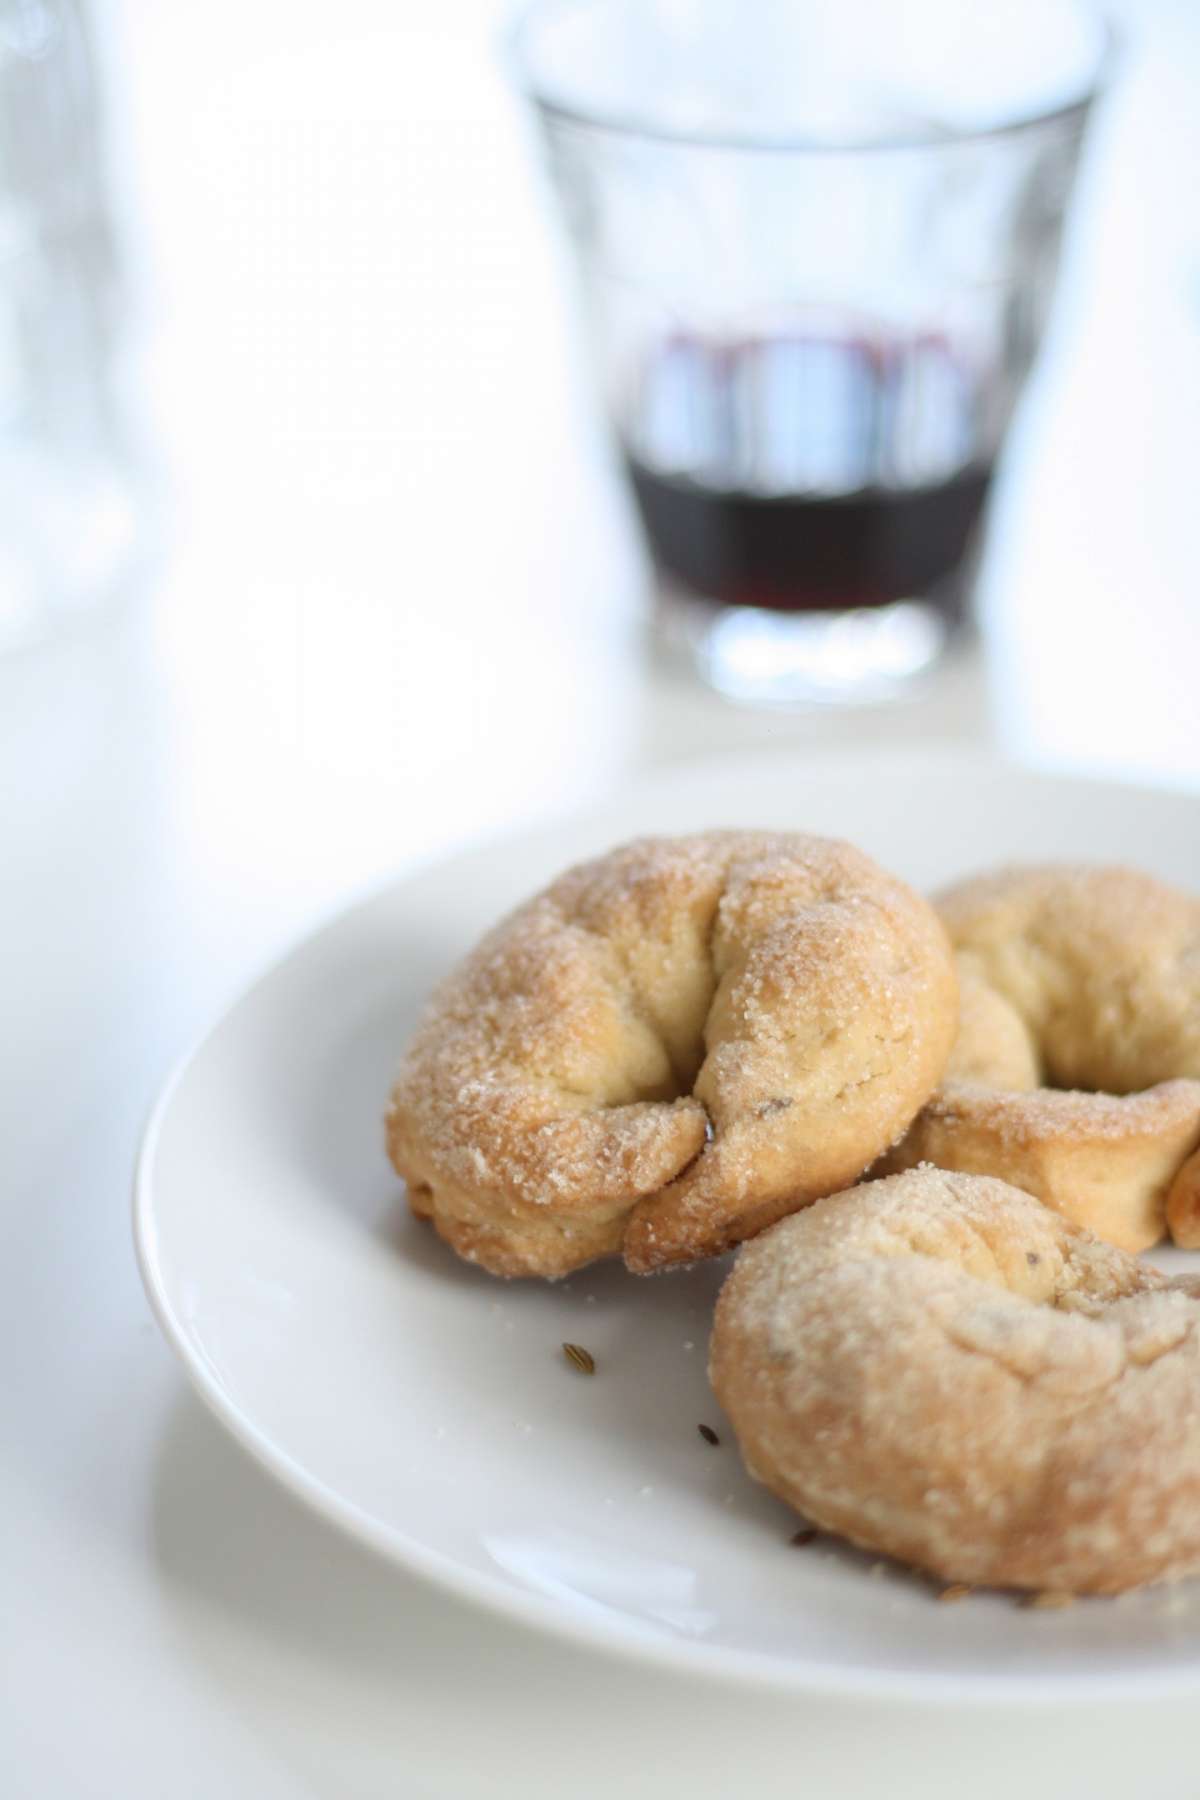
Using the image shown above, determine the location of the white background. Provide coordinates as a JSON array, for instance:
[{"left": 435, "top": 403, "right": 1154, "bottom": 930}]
[{"left": 3, "top": 1, "right": 1200, "bottom": 1794}]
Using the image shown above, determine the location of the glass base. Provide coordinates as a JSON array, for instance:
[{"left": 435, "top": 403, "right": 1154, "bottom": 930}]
[{"left": 655, "top": 585, "right": 958, "bottom": 708}]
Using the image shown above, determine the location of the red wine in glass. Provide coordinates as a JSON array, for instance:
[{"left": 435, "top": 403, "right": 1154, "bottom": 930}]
[{"left": 622, "top": 330, "right": 995, "bottom": 626}]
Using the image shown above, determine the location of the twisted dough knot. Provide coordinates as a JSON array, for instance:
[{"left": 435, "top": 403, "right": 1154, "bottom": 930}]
[
  {"left": 711, "top": 1168, "right": 1200, "bottom": 1594},
  {"left": 386, "top": 832, "right": 956, "bottom": 1277},
  {"left": 884, "top": 866, "right": 1200, "bottom": 1251}
]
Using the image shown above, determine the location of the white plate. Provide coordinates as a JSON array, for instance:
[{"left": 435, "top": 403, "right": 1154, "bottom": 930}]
[{"left": 136, "top": 746, "right": 1200, "bottom": 1703}]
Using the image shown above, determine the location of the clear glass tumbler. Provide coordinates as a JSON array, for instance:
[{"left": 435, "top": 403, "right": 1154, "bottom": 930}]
[
  {"left": 0, "top": 0, "right": 144, "bottom": 653},
  {"left": 511, "top": 0, "right": 1112, "bottom": 705}
]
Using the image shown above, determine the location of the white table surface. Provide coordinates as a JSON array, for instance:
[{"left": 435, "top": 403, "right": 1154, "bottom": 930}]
[{"left": 4, "top": 2, "right": 1200, "bottom": 1794}]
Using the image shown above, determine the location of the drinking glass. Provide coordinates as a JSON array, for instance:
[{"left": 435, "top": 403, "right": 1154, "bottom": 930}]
[
  {"left": 0, "top": 0, "right": 143, "bottom": 652},
  {"left": 511, "top": 0, "right": 1112, "bottom": 705}
]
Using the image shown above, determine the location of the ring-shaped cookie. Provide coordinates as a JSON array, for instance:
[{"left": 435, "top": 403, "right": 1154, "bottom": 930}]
[
  {"left": 886, "top": 866, "right": 1200, "bottom": 1251},
  {"left": 387, "top": 832, "right": 956, "bottom": 1276},
  {"left": 711, "top": 1168, "right": 1200, "bottom": 1594}
]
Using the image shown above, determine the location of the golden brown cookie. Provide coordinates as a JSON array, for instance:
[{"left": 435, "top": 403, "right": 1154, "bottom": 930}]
[
  {"left": 711, "top": 1167, "right": 1200, "bottom": 1594},
  {"left": 885, "top": 866, "right": 1200, "bottom": 1251},
  {"left": 386, "top": 832, "right": 956, "bottom": 1277}
]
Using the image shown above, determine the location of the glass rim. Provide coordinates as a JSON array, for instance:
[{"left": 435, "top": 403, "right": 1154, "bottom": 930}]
[{"left": 505, "top": 0, "right": 1119, "bottom": 156}]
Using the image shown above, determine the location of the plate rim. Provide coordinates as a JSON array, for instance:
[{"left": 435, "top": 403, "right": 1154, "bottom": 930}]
[{"left": 134, "top": 746, "right": 1200, "bottom": 1706}]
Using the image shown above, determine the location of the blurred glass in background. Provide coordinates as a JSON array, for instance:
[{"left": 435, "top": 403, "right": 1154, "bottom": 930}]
[
  {"left": 0, "top": 0, "right": 143, "bottom": 652},
  {"left": 512, "top": 0, "right": 1112, "bottom": 707}
]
